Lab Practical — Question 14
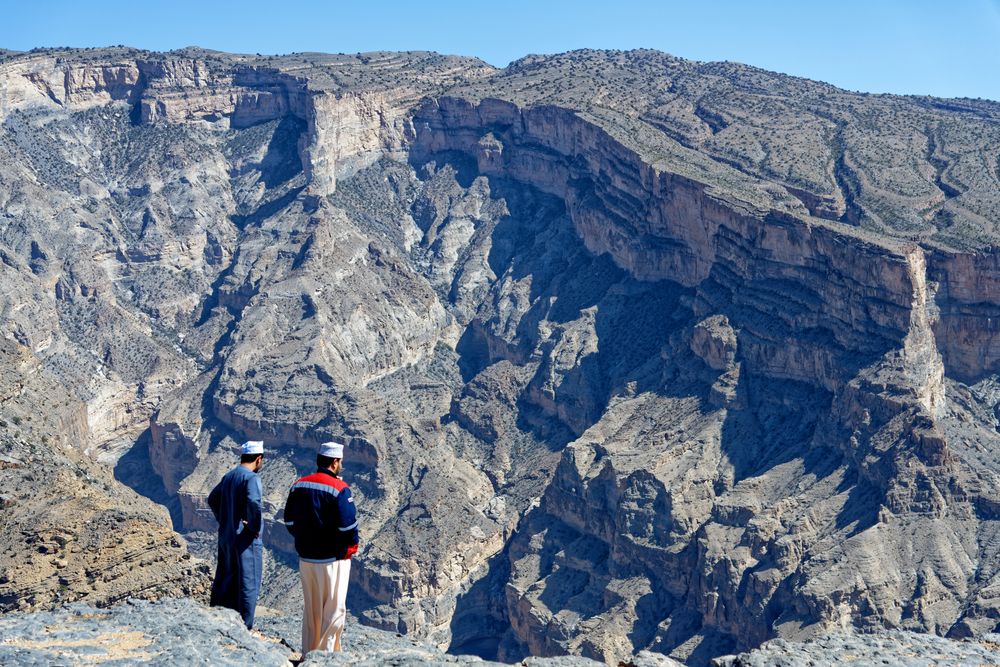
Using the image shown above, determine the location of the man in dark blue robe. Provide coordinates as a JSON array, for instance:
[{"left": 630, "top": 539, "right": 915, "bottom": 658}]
[{"left": 207, "top": 440, "right": 265, "bottom": 629}]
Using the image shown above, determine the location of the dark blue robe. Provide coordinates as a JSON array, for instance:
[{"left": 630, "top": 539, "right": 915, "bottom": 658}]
[{"left": 207, "top": 465, "right": 263, "bottom": 629}]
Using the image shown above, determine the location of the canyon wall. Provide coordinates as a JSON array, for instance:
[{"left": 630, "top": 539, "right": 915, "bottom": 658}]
[
  {"left": 0, "top": 53, "right": 415, "bottom": 199},
  {"left": 411, "top": 97, "right": 944, "bottom": 398}
]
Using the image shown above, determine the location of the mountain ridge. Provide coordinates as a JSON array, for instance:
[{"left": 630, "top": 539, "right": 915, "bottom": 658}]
[{"left": 1, "top": 46, "right": 999, "bottom": 665}]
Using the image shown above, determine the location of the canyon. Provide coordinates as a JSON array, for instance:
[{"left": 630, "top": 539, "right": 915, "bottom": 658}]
[{"left": 1, "top": 46, "right": 999, "bottom": 665}]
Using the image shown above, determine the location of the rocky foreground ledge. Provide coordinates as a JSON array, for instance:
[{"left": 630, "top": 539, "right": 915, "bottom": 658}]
[
  {"left": 0, "top": 597, "right": 615, "bottom": 666},
  {"left": 0, "top": 598, "right": 996, "bottom": 667},
  {"left": 715, "top": 631, "right": 1000, "bottom": 667}
]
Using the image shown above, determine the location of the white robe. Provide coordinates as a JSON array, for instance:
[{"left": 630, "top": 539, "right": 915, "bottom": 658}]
[{"left": 300, "top": 558, "right": 351, "bottom": 653}]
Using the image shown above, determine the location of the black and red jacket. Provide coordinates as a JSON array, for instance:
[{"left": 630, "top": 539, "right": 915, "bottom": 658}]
[{"left": 283, "top": 468, "right": 359, "bottom": 562}]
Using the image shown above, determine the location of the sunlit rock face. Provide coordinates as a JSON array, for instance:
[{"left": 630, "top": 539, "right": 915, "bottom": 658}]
[{"left": 2, "top": 46, "right": 1000, "bottom": 666}]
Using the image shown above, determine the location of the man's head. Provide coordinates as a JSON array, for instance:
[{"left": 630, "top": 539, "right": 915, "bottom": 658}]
[
  {"left": 317, "top": 441, "right": 344, "bottom": 475},
  {"left": 240, "top": 441, "right": 264, "bottom": 472}
]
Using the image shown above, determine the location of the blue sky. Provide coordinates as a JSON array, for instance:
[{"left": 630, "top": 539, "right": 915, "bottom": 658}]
[{"left": 2, "top": 0, "right": 999, "bottom": 101}]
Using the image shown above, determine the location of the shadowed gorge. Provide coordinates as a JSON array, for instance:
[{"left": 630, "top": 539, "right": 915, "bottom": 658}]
[{"left": 1, "top": 46, "right": 1000, "bottom": 665}]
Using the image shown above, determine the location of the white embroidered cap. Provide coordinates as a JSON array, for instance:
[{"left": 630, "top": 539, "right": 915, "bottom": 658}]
[
  {"left": 241, "top": 440, "right": 264, "bottom": 456},
  {"left": 319, "top": 441, "right": 344, "bottom": 459}
]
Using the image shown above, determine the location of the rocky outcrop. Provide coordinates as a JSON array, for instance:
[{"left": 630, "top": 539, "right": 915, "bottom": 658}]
[
  {"left": 0, "top": 334, "right": 209, "bottom": 615},
  {"left": 401, "top": 95, "right": 992, "bottom": 663},
  {"left": 713, "top": 630, "right": 1000, "bottom": 667},
  {"left": 0, "top": 599, "right": 291, "bottom": 666},
  {"left": 304, "top": 91, "right": 409, "bottom": 196},
  {"left": 0, "top": 597, "right": 618, "bottom": 666},
  {"left": 0, "top": 56, "right": 139, "bottom": 113}
]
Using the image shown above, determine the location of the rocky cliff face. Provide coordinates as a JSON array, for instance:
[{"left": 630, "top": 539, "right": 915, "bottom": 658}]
[
  {"left": 2, "top": 46, "right": 1000, "bottom": 666},
  {"left": 0, "top": 340, "right": 210, "bottom": 614}
]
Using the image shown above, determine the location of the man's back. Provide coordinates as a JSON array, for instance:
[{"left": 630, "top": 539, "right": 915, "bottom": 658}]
[
  {"left": 209, "top": 466, "right": 262, "bottom": 541},
  {"left": 207, "top": 460, "right": 264, "bottom": 629},
  {"left": 284, "top": 469, "right": 358, "bottom": 561},
  {"left": 284, "top": 445, "right": 359, "bottom": 654}
]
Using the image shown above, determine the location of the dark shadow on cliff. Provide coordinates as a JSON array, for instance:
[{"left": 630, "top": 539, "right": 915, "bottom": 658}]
[
  {"left": 229, "top": 185, "right": 305, "bottom": 231},
  {"left": 832, "top": 471, "right": 881, "bottom": 536},
  {"left": 410, "top": 150, "right": 480, "bottom": 192},
  {"left": 414, "top": 152, "right": 895, "bottom": 490},
  {"left": 113, "top": 428, "right": 184, "bottom": 530},
  {"left": 194, "top": 119, "right": 307, "bottom": 329},
  {"left": 684, "top": 629, "right": 739, "bottom": 667},
  {"left": 717, "top": 373, "right": 832, "bottom": 484},
  {"left": 447, "top": 544, "right": 517, "bottom": 660},
  {"left": 627, "top": 587, "right": 677, "bottom": 655},
  {"left": 255, "top": 116, "right": 307, "bottom": 188}
]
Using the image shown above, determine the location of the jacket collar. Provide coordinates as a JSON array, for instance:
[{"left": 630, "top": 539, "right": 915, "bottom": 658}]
[{"left": 316, "top": 467, "right": 340, "bottom": 479}]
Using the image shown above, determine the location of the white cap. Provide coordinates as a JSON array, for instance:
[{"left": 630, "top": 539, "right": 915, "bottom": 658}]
[
  {"left": 319, "top": 441, "right": 344, "bottom": 459},
  {"left": 241, "top": 440, "right": 264, "bottom": 456}
]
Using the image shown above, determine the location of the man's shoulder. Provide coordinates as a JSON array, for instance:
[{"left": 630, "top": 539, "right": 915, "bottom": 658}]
[
  {"left": 231, "top": 466, "right": 257, "bottom": 481},
  {"left": 293, "top": 472, "right": 349, "bottom": 494}
]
